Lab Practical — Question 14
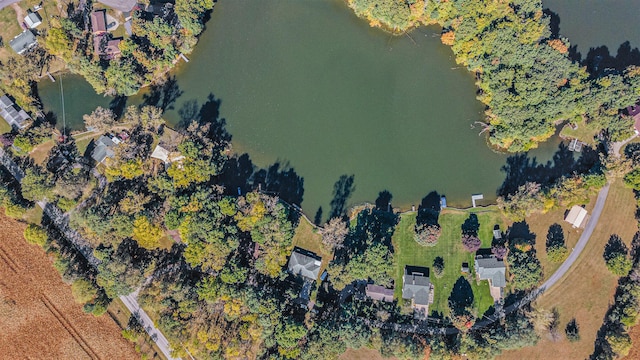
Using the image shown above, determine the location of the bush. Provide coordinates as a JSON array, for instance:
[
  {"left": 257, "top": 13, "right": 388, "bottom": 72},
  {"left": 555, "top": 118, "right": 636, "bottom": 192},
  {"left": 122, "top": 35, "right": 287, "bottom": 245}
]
[
  {"left": 546, "top": 245, "right": 568, "bottom": 263},
  {"left": 71, "top": 279, "right": 98, "bottom": 304},
  {"left": 433, "top": 257, "right": 444, "bottom": 278},
  {"left": 565, "top": 318, "right": 580, "bottom": 342},
  {"left": 24, "top": 224, "right": 48, "bottom": 246},
  {"left": 4, "top": 201, "right": 27, "bottom": 218},
  {"left": 57, "top": 197, "right": 78, "bottom": 212},
  {"left": 461, "top": 234, "right": 481, "bottom": 252},
  {"left": 414, "top": 223, "right": 441, "bottom": 247}
]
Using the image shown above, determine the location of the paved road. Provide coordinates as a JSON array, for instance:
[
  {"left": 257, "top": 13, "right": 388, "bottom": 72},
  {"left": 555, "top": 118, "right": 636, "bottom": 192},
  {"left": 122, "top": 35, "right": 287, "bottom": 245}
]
[
  {"left": 537, "top": 183, "right": 610, "bottom": 293},
  {"left": 120, "top": 290, "right": 181, "bottom": 360},
  {"left": 0, "top": 0, "right": 20, "bottom": 11}
]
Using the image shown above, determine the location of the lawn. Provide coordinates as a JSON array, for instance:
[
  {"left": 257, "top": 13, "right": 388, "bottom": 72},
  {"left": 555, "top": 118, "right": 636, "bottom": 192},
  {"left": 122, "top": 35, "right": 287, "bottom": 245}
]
[
  {"left": 498, "top": 180, "right": 638, "bottom": 360},
  {"left": 0, "top": 119, "right": 11, "bottom": 134},
  {"left": 291, "top": 217, "right": 332, "bottom": 275},
  {"left": 392, "top": 207, "right": 505, "bottom": 317},
  {"left": 559, "top": 120, "right": 599, "bottom": 145},
  {"left": 30, "top": 139, "right": 55, "bottom": 165}
]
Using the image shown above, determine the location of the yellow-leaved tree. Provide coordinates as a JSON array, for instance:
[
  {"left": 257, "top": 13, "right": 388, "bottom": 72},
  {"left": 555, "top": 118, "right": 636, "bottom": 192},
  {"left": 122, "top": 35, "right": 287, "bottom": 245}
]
[{"left": 132, "top": 216, "right": 163, "bottom": 249}]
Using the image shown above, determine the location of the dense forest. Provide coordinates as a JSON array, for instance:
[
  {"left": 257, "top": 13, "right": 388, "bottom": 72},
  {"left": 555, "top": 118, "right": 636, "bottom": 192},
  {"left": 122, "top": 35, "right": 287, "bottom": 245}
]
[{"left": 348, "top": 0, "right": 640, "bottom": 152}]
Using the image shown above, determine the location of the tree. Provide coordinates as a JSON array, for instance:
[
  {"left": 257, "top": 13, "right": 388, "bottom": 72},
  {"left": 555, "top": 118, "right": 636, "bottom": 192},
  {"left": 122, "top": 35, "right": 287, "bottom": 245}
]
[
  {"left": 21, "top": 167, "right": 55, "bottom": 201},
  {"left": 565, "top": 318, "right": 580, "bottom": 342},
  {"left": 83, "top": 107, "right": 116, "bottom": 133},
  {"left": 175, "top": 0, "right": 214, "bottom": 35},
  {"left": 414, "top": 223, "right": 441, "bottom": 247},
  {"left": 546, "top": 224, "right": 568, "bottom": 263},
  {"left": 491, "top": 244, "right": 508, "bottom": 260},
  {"left": 132, "top": 216, "right": 163, "bottom": 249},
  {"left": 433, "top": 256, "right": 444, "bottom": 278},
  {"left": 320, "top": 217, "right": 348, "bottom": 250},
  {"left": 24, "top": 224, "right": 48, "bottom": 246},
  {"left": 461, "top": 234, "right": 481, "bottom": 252},
  {"left": 497, "top": 182, "right": 545, "bottom": 221},
  {"left": 624, "top": 168, "right": 640, "bottom": 190},
  {"left": 275, "top": 321, "right": 307, "bottom": 359},
  {"left": 508, "top": 249, "right": 543, "bottom": 290},
  {"left": 606, "top": 329, "right": 632, "bottom": 357},
  {"left": 71, "top": 279, "right": 98, "bottom": 304},
  {"left": 604, "top": 235, "right": 632, "bottom": 276}
]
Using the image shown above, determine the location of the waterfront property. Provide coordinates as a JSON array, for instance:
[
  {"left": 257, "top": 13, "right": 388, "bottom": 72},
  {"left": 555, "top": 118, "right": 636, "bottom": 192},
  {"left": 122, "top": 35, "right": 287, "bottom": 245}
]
[
  {"left": 565, "top": 205, "right": 589, "bottom": 229},
  {"left": 0, "top": 95, "right": 30, "bottom": 129},
  {"left": 90, "top": 134, "right": 119, "bottom": 164},
  {"left": 474, "top": 254, "right": 506, "bottom": 303},
  {"left": 365, "top": 284, "right": 394, "bottom": 302},
  {"left": 402, "top": 265, "right": 434, "bottom": 318},
  {"left": 9, "top": 30, "right": 37, "bottom": 55},
  {"left": 97, "top": 0, "right": 137, "bottom": 12},
  {"left": 627, "top": 102, "right": 640, "bottom": 134},
  {"left": 288, "top": 247, "right": 322, "bottom": 282},
  {"left": 91, "top": 9, "right": 121, "bottom": 60}
]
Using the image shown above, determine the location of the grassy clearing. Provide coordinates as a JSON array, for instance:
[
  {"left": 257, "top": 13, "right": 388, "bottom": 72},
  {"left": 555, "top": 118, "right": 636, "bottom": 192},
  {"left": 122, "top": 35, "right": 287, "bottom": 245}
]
[
  {"left": 339, "top": 347, "right": 396, "bottom": 360},
  {"left": 559, "top": 121, "right": 599, "bottom": 145},
  {"left": 29, "top": 139, "right": 55, "bottom": 165},
  {"left": 392, "top": 208, "right": 504, "bottom": 317},
  {"left": 291, "top": 217, "right": 332, "bottom": 274},
  {"left": 0, "top": 119, "right": 12, "bottom": 134},
  {"left": 499, "top": 180, "right": 638, "bottom": 360}
]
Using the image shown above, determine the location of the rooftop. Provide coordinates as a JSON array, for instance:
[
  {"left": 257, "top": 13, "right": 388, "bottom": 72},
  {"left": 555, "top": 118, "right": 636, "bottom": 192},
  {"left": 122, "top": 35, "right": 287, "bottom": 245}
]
[
  {"left": 91, "top": 135, "right": 117, "bottom": 164},
  {"left": 0, "top": 95, "right": 30, "bottom": 129},
  {"left": 475, "top": 255, "right": 506, "bottom": 288},
  {"left": 97, "top": 0, "right": 137, "bottom": 12},
  {"left": 24, "top": 12, "right": 42, "bottom": 29},
  {"left": 287, "top": 248, "right": 322, "bottom": 281},
  {"left": 565, "top": 205, "right": 588, "bottom": 228},
  {"left": 402, "top": 265, "right": 431, "bottom": 306},
  {"left": 365, "top": 284, "right": 394, "bottom": 302},
  {"left": 9, "top": 30, "right": 37, "bottom": 55},
  {"left": 91, "top": 10, "right": 107, "bottom": 34}
]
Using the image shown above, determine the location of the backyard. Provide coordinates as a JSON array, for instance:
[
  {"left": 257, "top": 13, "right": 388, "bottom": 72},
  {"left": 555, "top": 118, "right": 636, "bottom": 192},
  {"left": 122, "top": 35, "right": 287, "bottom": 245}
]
[{"left": 392, "top": 208, "right": 504, "bottom": 318}]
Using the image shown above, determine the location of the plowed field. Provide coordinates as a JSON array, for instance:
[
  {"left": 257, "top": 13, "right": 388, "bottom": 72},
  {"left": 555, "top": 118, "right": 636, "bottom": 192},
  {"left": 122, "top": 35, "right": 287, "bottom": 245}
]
[{"left": 0, "top": 212, "right": 138, "bottom": 359}]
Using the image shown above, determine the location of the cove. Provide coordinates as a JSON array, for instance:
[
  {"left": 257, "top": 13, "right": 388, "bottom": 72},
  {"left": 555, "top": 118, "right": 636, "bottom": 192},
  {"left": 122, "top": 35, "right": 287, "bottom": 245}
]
[
  {"left": 543, "top": 0, "right": 640, "bottom": 55},
  {"left": 38, "top": 0, "right": 560, "bottom": 218}
]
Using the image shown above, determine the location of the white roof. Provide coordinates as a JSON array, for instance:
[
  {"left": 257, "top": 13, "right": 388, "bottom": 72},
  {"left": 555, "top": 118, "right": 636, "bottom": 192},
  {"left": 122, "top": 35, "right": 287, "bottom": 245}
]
[
  {"left": 150, "top": 145, "right": 170, "bottom": 162},
  {"left": 24, "top": 12, "right": 42, "bottom": 29},
  {"left": 565, "top": 205, "right": 587, "bottom": 228}
]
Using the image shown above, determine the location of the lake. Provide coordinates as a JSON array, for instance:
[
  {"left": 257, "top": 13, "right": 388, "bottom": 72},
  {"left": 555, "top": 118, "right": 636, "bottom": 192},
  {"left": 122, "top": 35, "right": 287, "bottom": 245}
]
[
  {"left": 544, "top": 0, "right": 640, "bottom": 56},
  {"left": 39, "top": 0, "right": 561, "bottom": 219}
]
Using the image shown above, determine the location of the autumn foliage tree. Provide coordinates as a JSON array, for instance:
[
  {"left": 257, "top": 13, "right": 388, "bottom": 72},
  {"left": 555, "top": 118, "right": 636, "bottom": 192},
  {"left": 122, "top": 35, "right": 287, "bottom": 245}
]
[
  {"left": 132, "top": 216, "right": 163, "bottom": 249},
  {"left": 461, "top": 234, "right": 481, "bottom": 253},
  {"left": 414, "top": 223, "right": 441, "bottom": 247},
  {"left": 320, "top": 217, "right": 349, "bottom": 251}
]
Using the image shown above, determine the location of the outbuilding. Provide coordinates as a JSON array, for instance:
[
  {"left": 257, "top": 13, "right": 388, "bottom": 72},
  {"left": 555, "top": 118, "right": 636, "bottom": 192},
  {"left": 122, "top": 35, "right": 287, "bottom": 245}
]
[
  {"left": 24, "top": 12, "right": 42, "bottom": 29},
  {"left": 565, "top": 205, "right": 588, "bottom": 229}
]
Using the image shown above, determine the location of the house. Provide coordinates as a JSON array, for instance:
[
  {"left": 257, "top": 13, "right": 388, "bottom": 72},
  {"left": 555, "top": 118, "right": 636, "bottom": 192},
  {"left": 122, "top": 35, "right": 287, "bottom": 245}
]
[
  {"left": 402, "top": 265, "right": 433, "bottom": 317},
  {"left": 90, "top": 135, "right": 118, "bottom": 164},
  {"left": 91, "top": 10, "right": 107, "bottom": 34},
  {"left": 565, "top": 205, "right": 588, "bottom": 229},
  {"left": 9, "top": 30, "right": 37, "bottom": 55},
  {"left": 365, "top": 284, "right": 394, "bottom": 302},
  {"left": 150, "top": 144, "right": 185, "bottom": 165},
  {"left": 24, "top": 11, "right": 42, "bottom": 29},
  {"left": 0, "top": 95, "right": 31, "bottom": 129},
  {"left": 287, "top": 248, "right": 322, "bottom": 281},
  {"left": 627, "top": 103, "right": 640, "bottom": 134},
  {"left": 475, "top": 255, "right": 506, "bottom": 302},
  {"left": 97, "top": 0, "right": 137, "bottom": 12}
]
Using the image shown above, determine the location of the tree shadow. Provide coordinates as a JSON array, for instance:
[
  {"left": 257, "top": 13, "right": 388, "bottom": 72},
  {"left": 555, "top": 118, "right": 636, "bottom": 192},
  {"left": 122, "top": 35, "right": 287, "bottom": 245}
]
[
  {"left": 545, "top": 223, "right": 565, "bottom": 249},
  {"left": 604, "top": 234, "right": 628, "bottom": 261},
  {"left": 313, "top": 207, "right": 323, "bottom": 225},
  {"left": 142, "top": 75, "right": 183, "bottom": 112},
  {"left": 508, "top": 221, "right": 536, "bottom": 246},
  {"left": 498, "top": 142, "right": 598, "bottom": 197},
  {"left": 177, "top": 99, "right": 200, "bottom": 129},
  {"left": 329, "top": 174, "right": 355, "bottom": 219},
  {"left": 375, "top": 190, "right": 392, "bottom": 211},
  {"left": 253, "top": 161, "right": 304, "bottom": 206},
  {"left": 448, "top": 276, "right": 474, "bottom": 316},
  {"left": 416, "top": 191, "right": 441, "bottom": 227},
  {"left": 630, "top": 232, "right": 640, "bottom": 263},
  {"left": 584, "top": 42, "right": 640, "bottom": 77},
  {"left": 461, "top": 213, "right": 480, "bottom": 236},
  {"left": 109, "top": 95, "right": 128, "bottom": 119}
]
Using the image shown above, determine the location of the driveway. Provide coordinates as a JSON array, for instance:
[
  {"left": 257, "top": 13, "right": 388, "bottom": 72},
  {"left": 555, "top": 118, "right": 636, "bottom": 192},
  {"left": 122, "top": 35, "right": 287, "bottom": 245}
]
[{"left": 0, "top": 0, "right": 20, "bottom": 11}]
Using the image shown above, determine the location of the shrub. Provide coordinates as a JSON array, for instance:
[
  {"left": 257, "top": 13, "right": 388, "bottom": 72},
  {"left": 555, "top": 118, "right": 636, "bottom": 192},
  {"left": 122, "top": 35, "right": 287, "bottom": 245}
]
[
  {"left": 433, "top": 256, "right": 444, "bottom": 278},
  {"left": 491, "top": 244, "right": 507, "bottom": 259},
  {"left": 24, "top": 224, "right": 48, "bottom": 247},
  {"left": 565, "top": 318, "right": 580, "bottom": 342},
  {"left": 414, "top": 223, "right": 441, "bottom": 247},
  {"left": 546, "top": 245, "right": 568, "bottom": 263},
  {"left": 461, "top": 234, "right": 481, "bottom": 252},
  {"left": 57, "top": 197, "right": 78, "bottom": 212}
]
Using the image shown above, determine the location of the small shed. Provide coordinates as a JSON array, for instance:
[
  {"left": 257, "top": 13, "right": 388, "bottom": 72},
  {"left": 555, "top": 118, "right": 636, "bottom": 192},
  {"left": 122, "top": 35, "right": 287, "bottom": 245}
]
[
  {"left": 565, "top": 205, "right": 588, "bottom": 229},
  {"left": 24, "top": 12, "right": 42, "bottom": 29}
]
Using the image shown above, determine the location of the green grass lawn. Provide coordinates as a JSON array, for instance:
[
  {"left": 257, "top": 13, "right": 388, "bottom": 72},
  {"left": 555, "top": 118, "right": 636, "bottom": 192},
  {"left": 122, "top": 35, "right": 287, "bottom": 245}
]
[
  {"left": 392, "top": 207, "right": 504, "bottom": 317},
  {"left": 291, "top": 218, "right": 332, "bottom": 274},
  {"left": 0, "top": 119, "right": 11, "bottom": 134}
]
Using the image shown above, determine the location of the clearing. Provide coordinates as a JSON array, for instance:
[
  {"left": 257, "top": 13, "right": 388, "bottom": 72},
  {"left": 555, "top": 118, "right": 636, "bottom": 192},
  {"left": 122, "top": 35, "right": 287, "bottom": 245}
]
[
  {"left": 392, "top": 208, "right": 504, "bottom": 317},
  {"left": 498, "top": 180, "right": 638, "bottom": 360},
  {"left": 0, "top": 211, "right": 139, "bottom": 359}
]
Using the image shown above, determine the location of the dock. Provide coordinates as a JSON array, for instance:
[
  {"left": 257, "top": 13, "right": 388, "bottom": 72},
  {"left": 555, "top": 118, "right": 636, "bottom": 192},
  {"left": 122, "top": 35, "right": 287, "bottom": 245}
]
[
  {"left": 471, "top": 194, "right": 484, "bottom": 208},
  {"left": 179, "top": 53, "right": 189, "bottom": 63},
  {"left": 568, "top": 138, "right": 583, "bottom": 152},
  {"left": 46, "top": 72, "right": 55, "bottom": 82}
]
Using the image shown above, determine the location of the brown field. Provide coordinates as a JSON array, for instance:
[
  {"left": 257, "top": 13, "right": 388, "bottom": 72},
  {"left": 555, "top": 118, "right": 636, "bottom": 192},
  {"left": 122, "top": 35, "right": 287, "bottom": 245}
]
[
  {"left": 0, "top": 212, "right": 139, "bottom": 359},
  {"left": 499, "top": 180, "right": 638, "bottom": 360},
  {"left": 340, "top": 347, "right": 397, "bottom": 360}
]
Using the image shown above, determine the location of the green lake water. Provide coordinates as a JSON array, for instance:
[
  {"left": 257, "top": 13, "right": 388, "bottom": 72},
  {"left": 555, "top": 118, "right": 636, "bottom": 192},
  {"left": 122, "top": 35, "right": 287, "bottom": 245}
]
[
  {"left": 544, "top": 0, "right": 640, "bottom": 55},
  {"left": 38, "top": 0, "right": 562, "bottom": 218}
]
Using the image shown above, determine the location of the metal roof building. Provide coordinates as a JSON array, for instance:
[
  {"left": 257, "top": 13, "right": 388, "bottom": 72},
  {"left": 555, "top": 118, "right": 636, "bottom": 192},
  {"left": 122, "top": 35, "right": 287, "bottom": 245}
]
[
  {"left": 0, "top": 95, "right": 30, "bottom": 129},
  {"left": 9, "top": 30, "right": 37, "bottom": 55},
  {"left": 287, "top": 248, "right": 322, "bottom": 281}
]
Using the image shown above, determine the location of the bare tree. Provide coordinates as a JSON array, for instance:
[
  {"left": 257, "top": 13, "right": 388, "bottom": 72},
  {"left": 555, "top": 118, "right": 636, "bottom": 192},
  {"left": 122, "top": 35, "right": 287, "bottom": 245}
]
[
  {"left": 83, "top": 107, "right": 116, "bottom": 133},
  {"left": 320, "top": 217, "right": 349, "bottom": 251}
]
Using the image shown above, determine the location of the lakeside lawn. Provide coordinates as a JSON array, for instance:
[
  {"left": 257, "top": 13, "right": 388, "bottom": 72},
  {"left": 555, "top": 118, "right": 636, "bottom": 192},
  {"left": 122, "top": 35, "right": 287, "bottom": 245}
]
[
  {"left": 291, "top": 217, "right": 332, "bottom": 275},
  {"left": 392, "top": 208, "right": 504, "bottom": 317},
  {"left": 0, "top": 119, "right": 11, "bottom": 135}
]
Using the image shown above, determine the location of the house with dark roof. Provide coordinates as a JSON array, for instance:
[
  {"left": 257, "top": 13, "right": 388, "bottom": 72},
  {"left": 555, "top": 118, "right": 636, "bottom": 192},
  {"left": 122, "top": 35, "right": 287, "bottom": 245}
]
[
  {"left": 287, "top": 247, "right": 322, "bottom": 281},
  {"left": 627, "top": 102, "right": 640, "bottom": 135},
  {"left": 97, "top": 0, "right": 137, "bottom": 12},
  {"left": 9, "top": 30, "right": 37, "bottom": 55},
  {"left": 91, "top": 9, "right": 107, "bottom": 34},
  {"left": 91, "top": 10, "right": 122, "bottom": 60},
  {"left": 402, "top": 265, "right": 433, "bottom": 318},
  {"left": 365, "top": 284, "right": 394, "bottom": 302},
  {"left": 0, "top": 95, "right": 31, "bottom": 129},
  {"left": 475, "top": 254, "right": 506, "bottom": 302},
  {"left": 90, "top": 135, "right": 118, "bottom": 164}
]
